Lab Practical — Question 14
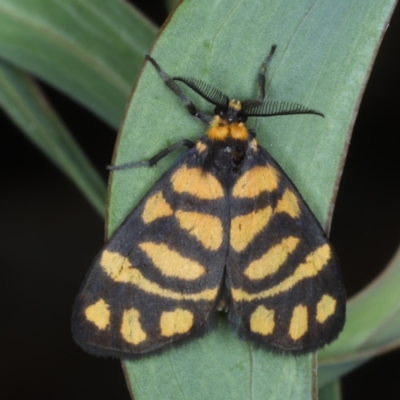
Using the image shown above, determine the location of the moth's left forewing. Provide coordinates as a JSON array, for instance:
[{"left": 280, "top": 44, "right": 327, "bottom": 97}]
[
  {"left": 72, "top": 145, "right": 230, "bottom": 358},
  {"left": 226, "top": 144, "right": 346, "bottom": 353}
]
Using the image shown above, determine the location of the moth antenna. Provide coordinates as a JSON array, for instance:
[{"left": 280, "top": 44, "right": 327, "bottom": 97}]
[
  {"left": 242, "top": 101, "right": 324, "bottom": 118},
  {"left": 174, "top": 77, "right": 230, "bottom": 109}
]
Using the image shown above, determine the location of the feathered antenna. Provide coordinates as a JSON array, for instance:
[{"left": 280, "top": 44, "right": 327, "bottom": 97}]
[
  {"left": 174, "top": 77, "right": 230, "bottom": 109},
  {"left": 242, "top": 101, "right": 324, "bottom": 118}
]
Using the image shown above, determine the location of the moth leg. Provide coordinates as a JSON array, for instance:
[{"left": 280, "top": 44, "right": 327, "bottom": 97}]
[
  {"left": 108, "top": 139, "right": 195, "bottom": 171},
  {"left": 253, "top": 45, "right": 277, "bottom": 132},
  {"left": 146, "top": 55, "right": 213, "bottom": 124},
  {"left": 258, "top": 45, "right": 277, "bottom": 102}
]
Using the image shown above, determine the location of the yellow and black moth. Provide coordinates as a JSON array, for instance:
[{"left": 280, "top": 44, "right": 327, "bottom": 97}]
[{"left": 72, "top": 46, "right": 346, "bottom": 358}]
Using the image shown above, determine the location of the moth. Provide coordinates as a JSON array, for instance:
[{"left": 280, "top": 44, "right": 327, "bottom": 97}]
[{"left": 72, "top": 46, "right": 346, "bottom": 358}]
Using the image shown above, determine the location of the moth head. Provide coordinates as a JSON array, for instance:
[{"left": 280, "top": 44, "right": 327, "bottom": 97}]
[{"left": 214, "top": 100, "right": 248, "bottom": 124}]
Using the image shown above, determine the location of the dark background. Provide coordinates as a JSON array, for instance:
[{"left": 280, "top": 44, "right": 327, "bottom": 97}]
[{"left": 1, "top": 1, "right": 399, "bottom": 399}]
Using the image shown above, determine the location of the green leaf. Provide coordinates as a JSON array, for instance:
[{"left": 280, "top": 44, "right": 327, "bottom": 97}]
[
  {"left": 106, "top": 0, "right": 396, "bottom": 398},
  {"left": 0, "top": 59, "right": 106, "bottom": 215},
  {"left": 0, "top": 0, "right": 157, "bottom": 128}
]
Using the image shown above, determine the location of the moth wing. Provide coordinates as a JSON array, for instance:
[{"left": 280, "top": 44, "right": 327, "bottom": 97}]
[
  {"left": 226, "top": 147, "right": 346, "bottom": 353},
  {"left": 72, "top": 149, "right": 229, "bottom": 357}
]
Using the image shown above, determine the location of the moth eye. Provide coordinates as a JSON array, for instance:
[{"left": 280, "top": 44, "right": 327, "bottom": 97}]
[
  {"left": 237, "top": 113, "right": 248, "bottom": 123},
  {"left": 214, "top": 106, "right": 225, "bottom": 117}
]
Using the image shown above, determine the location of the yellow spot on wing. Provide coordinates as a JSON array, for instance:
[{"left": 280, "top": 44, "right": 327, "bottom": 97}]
[
  {"left": 100, "top": 250, "right": 218, "bottom": 301},
  {"left": 316, "top": 294, "right": 337, "bottom": 323},
  {"left": 244, "top": 236, "right": 300, "bottom": 280},
  {"left": 250, "top": 305, "right": 275, "bottom": 336},
  {"left": 232, "top": 165, "right": 279, "bottom": 198},
  {"left": 84, "top": 299, "right": 110, "bottom": 330},
  {"left": 171, "top": 165, "right": 224, "bottom": 199},
  {"left": 120, "top": 308, "right": 147, "bottom": 345},
  {"left": 175, "top": 210, "right": 223, "bottom": 250},
  {"left": 141, "top": 191, "right": 173, "bottom": 224},
  {"left": 289, "top": 304, "right": 308, "bottom": 340},
  {"left": 139, "top": 242, "right": 206, "bottom": 280},
  {"left": 276, "top": 189, "right": 300, "bottom": 218},
  {"left": 231, "top": 206, "right": 273, "bottom": 252},
  {"left": 232, "top": 244, "right": 331, "bottom": 301},
  {"left": 160, "top": 308, "right": 194, "bottom": 337}
]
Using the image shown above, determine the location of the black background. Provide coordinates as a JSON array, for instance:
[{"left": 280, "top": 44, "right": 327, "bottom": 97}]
[{"left": 1, "top": 1, "right": 399, "bottom": 399}]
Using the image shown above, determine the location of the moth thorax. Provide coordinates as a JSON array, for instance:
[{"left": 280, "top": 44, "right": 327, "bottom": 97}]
[{"left": 207, "top": 116, "right": 249, "bottom": 142}]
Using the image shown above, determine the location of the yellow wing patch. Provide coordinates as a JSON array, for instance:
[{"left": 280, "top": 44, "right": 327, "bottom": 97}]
[
  {"left": 230, "top": 206, "right": 273, "bottom": 252},
  {"left": 139, "top": 241, "right": 206, "bottom": 280},
  {"left": 171, "top": 165, "right": 224, "bottom": 199},
  {"left": 120, "top": 308, "right": 147, "bottom": 345},
  {"left": 250, "top": 305, "right": 275, "bottom": 336},
  {"left": 175, "top": 210, "right": 223, "bottom": 250},
  {"left": 232, "top": 165, "right": 279, "bottom": 198},
  {"left": 84, "top": 299, "right": 110, "bottom": 330},
  {"left": 142, "top": 191, "right": 173, "bottom": 224},
  {"left": 289, "top": 304, "right": 308, "bottom": 340},
  {"left": 100, "top": 249, "right": 218, "bottom": 301},
  {"left": 316, "top": 294, "right": 337, "bottom": 323},
  {"left": 301, "top": 243, "right": 331, "bottom": 273},
  {"left": 244, "top": 236, "right": 300, "bottom": 280},
  {"left": 231, "top": 244, "right": 331, "bottom": 301},
  {"left": 160, "top": 308, "right": 194, "bottom": 337},
  {"left": 276, "top": 189, "right": 300, "bottom": 218}
]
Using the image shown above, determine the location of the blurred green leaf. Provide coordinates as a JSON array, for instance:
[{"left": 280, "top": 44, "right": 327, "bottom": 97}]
[
  {"left": 319, "top": 380, "right": 342, "bottom": 400},
  {"left": 165, "top": 0, "right": 179, "bottom": 13},
  {"left": 0, "top": 0, "right": 157, "bottom": 128},
  {"left": 0, "top": 59, "right": 106, "bottom": 214},
  {"left": 105, "top": 0, "right": 397, "bottom": 398}
]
